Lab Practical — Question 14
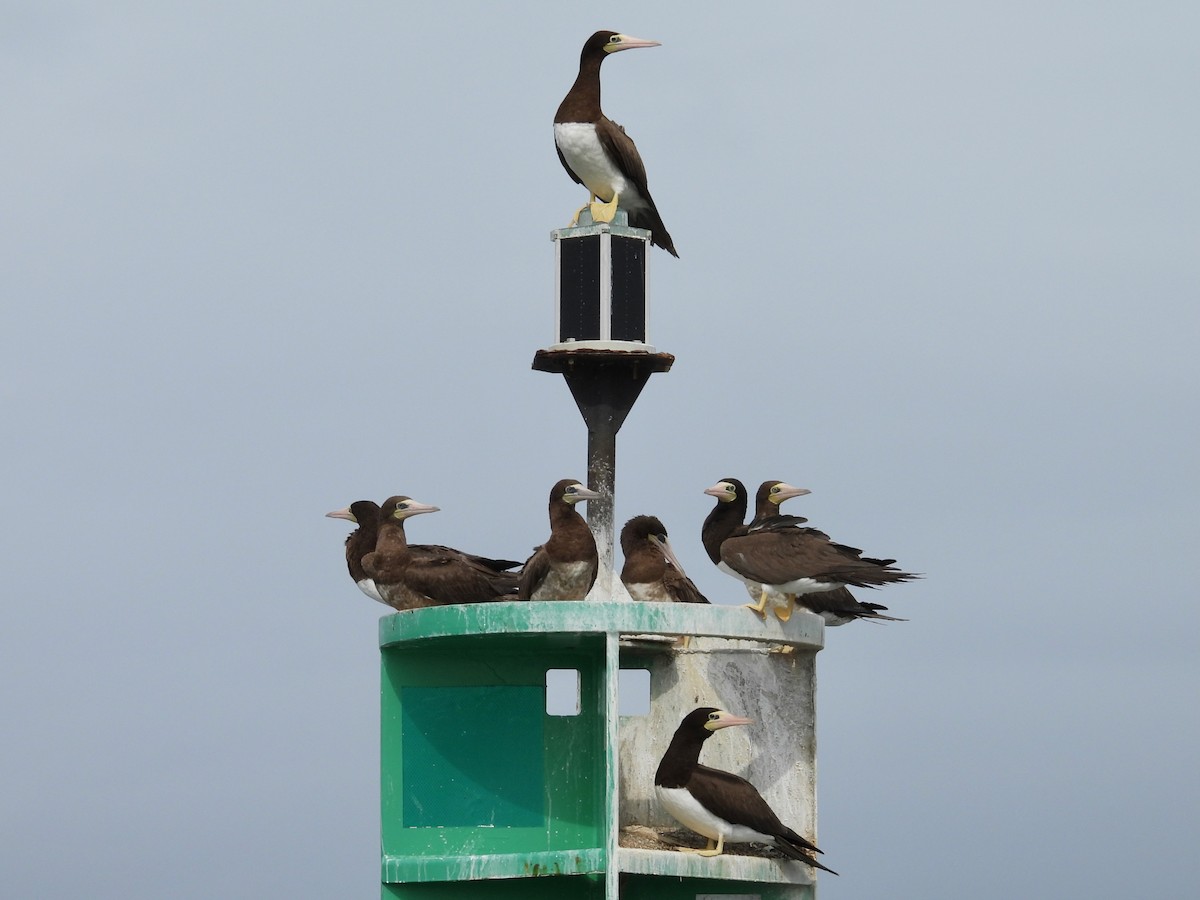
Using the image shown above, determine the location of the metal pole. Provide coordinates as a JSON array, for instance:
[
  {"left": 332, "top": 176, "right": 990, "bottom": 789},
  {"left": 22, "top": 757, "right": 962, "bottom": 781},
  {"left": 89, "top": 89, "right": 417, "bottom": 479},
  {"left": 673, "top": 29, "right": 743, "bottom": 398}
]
[{"left": 532, "top": 349, "right": 673, "bottom": 599}]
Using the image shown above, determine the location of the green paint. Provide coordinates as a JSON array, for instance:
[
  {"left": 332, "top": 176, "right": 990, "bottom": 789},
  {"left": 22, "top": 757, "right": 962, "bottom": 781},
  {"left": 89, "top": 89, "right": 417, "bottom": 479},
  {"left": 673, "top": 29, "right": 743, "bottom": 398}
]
[
  {"left": 401, "top": 686, "right": 544, "bottom": 828},
  {"left": 620, "top": 874, "right": 814, "bottom": 900},
  {"left": 378, "top": 602, "right": 823, "bottom": 651},
  {"left": 382, "top": 634, "right": 606, "bottom": 865},
  {"left": 380, "top": 603, "right": 825, "bottom": 897},
  {"left": 382, "top": 848, "right": 606, "bottom": 883},
  {"left": 383, "top": 871, "right": 606, "bottom": 898}
]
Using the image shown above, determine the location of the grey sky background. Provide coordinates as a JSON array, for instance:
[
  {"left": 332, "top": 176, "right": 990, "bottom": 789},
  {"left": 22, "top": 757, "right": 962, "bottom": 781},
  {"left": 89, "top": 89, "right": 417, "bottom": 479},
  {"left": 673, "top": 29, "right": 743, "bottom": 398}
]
[{"left": 4, "top": 2, "right": 1198, "bottom": 897}]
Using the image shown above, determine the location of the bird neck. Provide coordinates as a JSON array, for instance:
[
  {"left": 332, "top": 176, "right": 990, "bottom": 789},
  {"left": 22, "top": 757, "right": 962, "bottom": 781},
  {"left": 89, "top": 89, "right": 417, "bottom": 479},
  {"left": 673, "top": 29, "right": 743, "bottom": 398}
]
[
  {"left": 620, "top": 546, "right": 664, "bottom": 586},
  {"left": 557, "top": 56, "right": 604, "bottom": 122},
  {"left": 654, "top": 728, "right": 708, "bottom": 787},
  {"left": 375, "top": 521, "right": 410, "bottom": 560},
  {"left": 701, "top": 500, "right": 747, "bottom": 564}
]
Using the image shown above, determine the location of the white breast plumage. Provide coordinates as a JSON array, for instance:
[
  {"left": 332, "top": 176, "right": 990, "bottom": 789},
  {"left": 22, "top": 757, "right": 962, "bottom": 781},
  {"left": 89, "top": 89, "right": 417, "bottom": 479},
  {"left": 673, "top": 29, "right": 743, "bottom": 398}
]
[
  {"left": 356, "top": 578, "right": 389, "bottom": 606},
  {"left": 656, "top": 785, "right": 774, "bottom": 845},
  {"left": 554, "top": 121, "right": 651, "bottom": 213},
  {"left": 530, "top": 559, "right": 593, "bottom": 601}
]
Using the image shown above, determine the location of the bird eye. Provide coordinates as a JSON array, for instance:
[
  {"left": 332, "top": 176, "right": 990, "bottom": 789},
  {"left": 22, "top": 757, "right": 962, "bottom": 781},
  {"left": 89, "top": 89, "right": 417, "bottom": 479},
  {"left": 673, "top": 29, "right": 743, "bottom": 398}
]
[
  {"left": 708, "top": 712, "right": 719, "bottom": 720},
  {"left": 771, "top": 485, "right": 781, "bottom": 494},
  {"left": 609, "top": 35, "right": 621, "bottom": 44},
  {"left": 566, "top": 485, "right": 577, "bottom": 494}
]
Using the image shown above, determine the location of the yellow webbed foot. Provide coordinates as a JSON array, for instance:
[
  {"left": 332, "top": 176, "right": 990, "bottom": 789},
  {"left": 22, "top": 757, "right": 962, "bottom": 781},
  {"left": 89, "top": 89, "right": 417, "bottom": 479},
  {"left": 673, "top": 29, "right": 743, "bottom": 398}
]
[
  {"left": 743, "top": 588, "right": 770, "bottom": 620},
  {"left": 774, "top": 595, "right": 796, "bottom": 622},
  {"left": 589, "top": 192, "right": 620, "bottom": 224},
  {"left": 569, "top": 194, "right": 599, "bottom": 227},
  {"left": 678, "top": 835, "right": 725, "bottom": 857},
  {"left": 743, "top": 601, "right": 768, "bottom": 620}
]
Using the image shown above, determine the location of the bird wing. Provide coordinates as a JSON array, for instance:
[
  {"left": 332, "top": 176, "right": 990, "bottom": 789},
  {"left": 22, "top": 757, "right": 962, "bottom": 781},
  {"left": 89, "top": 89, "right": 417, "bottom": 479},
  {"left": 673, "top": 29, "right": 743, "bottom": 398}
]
[
  {"left": 748, "top": 513, "right": 809, "bottom": 531},
  {"left": 414, "top": 544, "right": 522, "bottom": 572},
  {"left": 802, "top": 586, "right": 906, "bottom": 622},
  {"left": 719, "top": 529, "right": 832, "bottom": 585},
  {"left": 403, "top": 556, "right": 516, "bottom": 605},
  {"left": 664, "top": 567, "right": 711, "bottom": 604},
  {"left": 596, "top": 117, "right": 650, "bottom": 195},
  {"left": 722, "top": 528, "right": 914, "bottom": 589},
  {"left": 686, "top": 765, "right": 821, "bottom": 854},
  {"left": 517, "top": 546, "right": 550, "bottom": 600}
]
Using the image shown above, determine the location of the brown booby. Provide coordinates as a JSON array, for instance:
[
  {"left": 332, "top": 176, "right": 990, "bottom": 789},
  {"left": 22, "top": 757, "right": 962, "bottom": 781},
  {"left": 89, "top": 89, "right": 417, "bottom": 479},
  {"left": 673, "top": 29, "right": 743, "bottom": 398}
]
[
  {"left": 362, "top": 496, "right": 521, "bottom": 610},
  {"left": 717, "top": 483, "right": 918, "bottom": 619},
  {"left": 327, "top": 500, "right": 522, "bottom": 607},
  {"left": 620, "top": 515, "right": 710, "bottom": 604},
  {"left": 701, "top": 478, "right": 784, "bottom": 604},
  {"left": 750, "top": 482, "right": 907, "bottom": 625},
  {"left": 655, "top": 707, "right": 836, "bottom": 873},
  {"left": 325, "top": 500, "right": 389, "bottom": 605},
  {"left": 555, "top": 31, "right": 678, "bottom": 256},
  {"left": 518, "top": 479, "right": 601, "bottom": 600}
]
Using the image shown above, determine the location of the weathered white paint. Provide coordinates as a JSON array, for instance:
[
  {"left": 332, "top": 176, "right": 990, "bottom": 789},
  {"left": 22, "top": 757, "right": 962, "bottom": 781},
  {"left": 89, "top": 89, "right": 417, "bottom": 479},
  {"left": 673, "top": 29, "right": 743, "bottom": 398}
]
[
  {"left": 379, "top": 601, "right": 824, "bottom": 649},
  {"left": 378, "top": 600, "right": 824, "bottom": 894},
  {"left": 617, "top": 635, "right": 819, "bottom": 882}
]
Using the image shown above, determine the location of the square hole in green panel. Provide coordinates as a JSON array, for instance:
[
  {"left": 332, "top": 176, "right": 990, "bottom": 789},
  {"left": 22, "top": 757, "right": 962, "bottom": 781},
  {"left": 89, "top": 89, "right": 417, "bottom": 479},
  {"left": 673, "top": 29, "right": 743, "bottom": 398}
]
[{"left": 400, "top": 685, "right": 544, "bottom": 828}]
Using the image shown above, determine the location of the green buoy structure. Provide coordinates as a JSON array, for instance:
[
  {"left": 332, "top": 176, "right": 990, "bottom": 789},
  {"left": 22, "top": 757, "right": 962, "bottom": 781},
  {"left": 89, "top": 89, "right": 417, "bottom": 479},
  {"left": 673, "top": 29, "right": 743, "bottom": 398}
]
[{"left": 378, "top": 211, "right": 827, "bottom": 899}]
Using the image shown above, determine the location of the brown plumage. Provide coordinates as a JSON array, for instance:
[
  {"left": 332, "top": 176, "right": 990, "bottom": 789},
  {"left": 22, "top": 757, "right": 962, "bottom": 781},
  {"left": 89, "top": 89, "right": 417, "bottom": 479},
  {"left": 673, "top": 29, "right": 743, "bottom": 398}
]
[
  {"left": 620, "top": 515, "right": 710, "bottom": 604},
  {"left": 654, "top": 708, "right": 836, "bottom": 873},
  {"left": 519, "top": 479, "right": 601, "bottom": 601},
  {"left": 750, "top": 482, "right": 906, "bottom": 625},
  {"left": 327, "top": 499, "right": 522, "bottom": 607},
  {"left": 719, "top": 485, "right": 917, "bottom": 609},
  {"left": 362, "top": 496, "right": 520, "bottom": 611},
  {"left": 701, "top": 478, "right": 783, "bottom": 599},
  {"left": 554, "top": 30, "right": 678, "bottom": 256},
  {"left": 326, "top": 499, "right": 389, "bottom": 605}
]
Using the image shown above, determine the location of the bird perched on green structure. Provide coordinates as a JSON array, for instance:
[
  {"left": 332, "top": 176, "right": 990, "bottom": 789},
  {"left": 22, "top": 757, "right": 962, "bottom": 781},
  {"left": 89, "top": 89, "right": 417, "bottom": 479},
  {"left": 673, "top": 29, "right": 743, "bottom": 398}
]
[
  {"left": 655, "top": 707, "right": 836, "bottom": 873},
  {"left": 708, "top": 479, "right": 918, "bottom": 621},
  {"left": 519, "top": 479, "right": 601, "bottom": 601},
  {"left": 620, "top": 515, "right": 709, "bottom": 604},
  {"left": 746, "top": 481, "right": 907, "bottom": 625},
  {"left": 327, "top": 499, "right": 522, "bottom": 607},
  {"left": 362, "top": 496, "right": 520, "bottom": 610}
]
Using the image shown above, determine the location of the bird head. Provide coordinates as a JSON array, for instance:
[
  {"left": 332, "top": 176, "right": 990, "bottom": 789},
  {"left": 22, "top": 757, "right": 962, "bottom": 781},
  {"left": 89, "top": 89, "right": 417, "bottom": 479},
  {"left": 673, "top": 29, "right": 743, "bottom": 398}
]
[
  {"left": 587, "top": 31, "right": 662, "bottom": 56},
  {"left": 326, "top": 499, "right": 382, "bottom": 525},
  {"left": 381, "top": 496, "right": 440, "bottom": 521},
  {"left": 554, "top": 479, "right": 602, "bottom": 506},
  {"left": 685, "top": 707, "right": 753, "bottom": 734},
  {"left": 703, "top": 479, "right": 742, "bottom": 503},
  {"left": 764, "top": 481, "right": 812, "bottom": 506},
  {"left": 325, "top": 506, "right": 357, "bottom": 523}
]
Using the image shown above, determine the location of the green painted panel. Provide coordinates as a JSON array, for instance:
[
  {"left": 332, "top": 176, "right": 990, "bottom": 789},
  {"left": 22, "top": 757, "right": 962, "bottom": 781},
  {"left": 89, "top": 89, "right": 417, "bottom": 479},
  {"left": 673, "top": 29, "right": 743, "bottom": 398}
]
[
  {"left": 401, "top": 686, "right": 544, "bottom": 828},
  {"left": 620, "top": 873, "right": 813, "bottom": 900},
  {"left": 381, "top": 635, "right": 608, "bottom": 863},
  {"left": 378, "top": 602, "right": 824, "bottom": 651},
  {"left": 383, "top": 872, "right": 606, "bottom": 899},
  {"left": 382, "top": 848, "right": 605, "bottom": 883}
]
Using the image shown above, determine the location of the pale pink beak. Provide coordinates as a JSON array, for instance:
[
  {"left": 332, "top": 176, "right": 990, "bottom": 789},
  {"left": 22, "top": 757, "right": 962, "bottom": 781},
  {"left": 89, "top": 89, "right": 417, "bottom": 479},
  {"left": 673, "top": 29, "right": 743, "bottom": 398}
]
[
  {"left": 325, "top": 507, "right": 356, "bottom": 522},
  {"left": 774, "top": 484, "right": 812, "bottom": 502},
  {"left": 395, "top": 500, "right": 440, "bottom": 518},
  {"left": 654, "top": 534, "right": 689, "bottom": 577},
  {"left": 611, "top": 34, "right": 661, "bottom": 51},
  {"left": 711, "top": 711, "right": 753, "bottom": 729}
]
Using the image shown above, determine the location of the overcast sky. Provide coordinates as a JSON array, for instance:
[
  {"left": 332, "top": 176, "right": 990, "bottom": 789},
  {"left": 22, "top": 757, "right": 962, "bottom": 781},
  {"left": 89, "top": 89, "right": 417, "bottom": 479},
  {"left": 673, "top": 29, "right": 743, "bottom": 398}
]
[{"left": 4, "top": 2, "right": 1198, "bottom": 898}]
